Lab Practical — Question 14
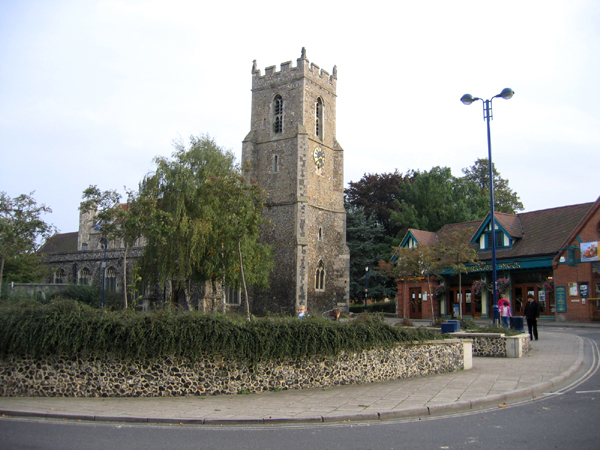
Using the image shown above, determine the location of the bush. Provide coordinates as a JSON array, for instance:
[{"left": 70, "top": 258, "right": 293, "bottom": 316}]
[
  {"left": 0, "top": 299, "right": 449, "bottom": 362},
  {"left": 49, "top": 285, "right": 101, "bottom": 307},
  {"left": 349, "top": 301, "right": 396, "bottom": 314},
  {"left": 460, "top": 318, "right": 479, "bottom": 330}
]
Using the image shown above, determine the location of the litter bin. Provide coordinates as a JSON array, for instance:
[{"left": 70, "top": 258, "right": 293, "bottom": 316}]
[
  {"left": 510, "top": 316, "right": 525, "bottom": 333},
  {"left": 441, "top": 323, "right": 455, "bottom": 334},
  {"left": 447, "top": 320, "right": 460, "bottom": 331}
]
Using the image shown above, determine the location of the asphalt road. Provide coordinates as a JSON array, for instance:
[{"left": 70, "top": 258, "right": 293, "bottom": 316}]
[{"left": 1, "top": 326, "right": 598, "bottom": 450}]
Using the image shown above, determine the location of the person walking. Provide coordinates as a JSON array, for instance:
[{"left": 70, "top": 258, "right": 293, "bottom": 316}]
[{"left": 523, "top": 293, "right": 540, "bottom": 340}]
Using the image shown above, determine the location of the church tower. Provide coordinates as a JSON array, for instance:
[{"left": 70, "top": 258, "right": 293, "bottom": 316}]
[{"left": 242, "top": 48, "right": 350, "bottom": 315}]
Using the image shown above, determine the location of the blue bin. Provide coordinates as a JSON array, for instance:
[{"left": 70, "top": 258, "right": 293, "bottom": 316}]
[
  {"left": 447, "top": 320, "right": 460, "bottom": 331},
  {"left": 510, "top": 316, "right": 525, "bottom": 333},
  {"left": 441, "top": 323, "right": 455, "bottom": 334}
]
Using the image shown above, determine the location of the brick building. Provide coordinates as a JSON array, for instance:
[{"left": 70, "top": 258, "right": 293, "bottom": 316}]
[{"left": 396, "top": 197, "right": 600, "bottom": 322}]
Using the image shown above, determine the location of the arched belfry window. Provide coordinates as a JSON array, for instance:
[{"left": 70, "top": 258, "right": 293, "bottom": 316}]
[
  {"left": 315, "top": 260, "right": 325, "bottom": 291},
  {"left": 273, "top": 95, "right": 283, "bottom": 134},
  {"left": 315, "top": 97, "right": 323, "bottom": 140}
]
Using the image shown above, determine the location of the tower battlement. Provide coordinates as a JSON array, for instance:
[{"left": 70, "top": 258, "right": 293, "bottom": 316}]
[{"left": 251, "top": 48, "right": 337, "bottom": 91}]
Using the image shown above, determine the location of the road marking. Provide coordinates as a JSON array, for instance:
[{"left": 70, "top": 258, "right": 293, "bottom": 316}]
[{"left": 575, "top": 390, "right": 600, "bottom": 394}]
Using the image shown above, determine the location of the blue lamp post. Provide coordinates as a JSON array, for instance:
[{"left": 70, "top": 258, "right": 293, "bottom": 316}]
[{"left": 460, "top": 88, "right": 514, "bottom": 314}]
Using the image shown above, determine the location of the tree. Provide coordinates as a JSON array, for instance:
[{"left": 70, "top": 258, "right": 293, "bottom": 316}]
[
  {"left": 391, "top": 167, "right": 479, "bottom": 234},
  {"left": 1, "top": 252, "right": 50, "bottom": 285},
  {"left": 80, "top": 186, "right": 144, "bottom": 309},
  {"left": 346, "top": 204, "right": 396, "bottom": 302},
  {"left": 461, "top": 158, "right": 524, "bottom": 213},
  {"left": 383, "top": 243, "right": 445, "bottom": 320},
  {"left": 437, "top": 227, "right": 481, "bottom": 316},
  {"left": 136, "top": 135, "right": 272, "bottom": 317},
  {"left": 0, "top": 192, "right": 56, "bottom": 295},
  {"left": 344, "top": 171, "right": 409, "bottom": 238}
]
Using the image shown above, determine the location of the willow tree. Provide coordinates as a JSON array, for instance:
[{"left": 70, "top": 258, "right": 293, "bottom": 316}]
[
  {"left": 137, "top": 135, "right": 272, "bottom": 316},
  {"left": 80, "top": 186, "right": 144, "bottom": 309}
]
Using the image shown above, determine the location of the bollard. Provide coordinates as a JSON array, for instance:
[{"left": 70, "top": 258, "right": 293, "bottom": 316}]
[{"left": 492, "top": 304, "right": 500, "bottom": 325}]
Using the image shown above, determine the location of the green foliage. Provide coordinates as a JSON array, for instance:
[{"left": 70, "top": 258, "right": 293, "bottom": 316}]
[
  {"left": 346, "top": 204, "right": 397, "bottom": 301},
  {"left": 461, "top": 158, "right": 524, "bottom": 214},
  {"left": 344, "top": 171, "right": 410, "bottom": 237},
  {"left": 349, "top": 301, "right": 396, "bottom": 314},
  {"left": 0, "top": 299, "right": 447, "bottom": 362},
  {"left": 460, "top": 317, "right": 479, "bottom": 330},
  {"left": 49, "top": 285, "right": 101, "bottom": 307},
  {"left": 136, "top": 135, "right": 273, "bottom": 314},
  {"left": 0, "top": 192, "right": 56, "bottom": 296},
  {"left": 1, "top": 253, "right": 50, "bottom": 284}
]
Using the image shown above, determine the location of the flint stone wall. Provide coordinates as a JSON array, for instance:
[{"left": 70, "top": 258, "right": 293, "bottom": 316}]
[
  {"left": 0, "top": 340, "right": 466, "bottom": 397},
  {"left": 450, "top": 332, "right": 530, "bottom": 358}
]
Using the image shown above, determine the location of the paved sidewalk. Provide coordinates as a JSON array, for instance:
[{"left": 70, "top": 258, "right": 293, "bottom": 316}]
[{"left": 0, "top": 329, "right": 586, "bottom": 425}]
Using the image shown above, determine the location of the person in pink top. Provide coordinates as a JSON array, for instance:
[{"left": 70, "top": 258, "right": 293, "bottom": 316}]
[{"left": 499, "top": 295, "right": 511, "bottom": 327}]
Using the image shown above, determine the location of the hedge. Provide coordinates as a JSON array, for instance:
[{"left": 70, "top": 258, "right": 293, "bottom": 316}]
[{"left": 0, "top": 299, "right": 444, "bottom": 363}]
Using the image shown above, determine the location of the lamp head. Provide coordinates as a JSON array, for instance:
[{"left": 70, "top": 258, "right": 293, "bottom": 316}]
[
  {"left": 460, "top": 94, "right": 477, "bottom": 105},
  {"left": 498, "top": 88, "right": 514, "bottom": 100}
]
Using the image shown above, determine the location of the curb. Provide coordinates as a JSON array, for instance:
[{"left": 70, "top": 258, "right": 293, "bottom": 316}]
[{"left": 0, "top": 335, "right": 586, "bottom": 426}]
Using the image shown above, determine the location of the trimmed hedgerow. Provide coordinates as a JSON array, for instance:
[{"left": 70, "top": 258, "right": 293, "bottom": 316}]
[
  {"left": 349, "top": 301, "right": 396, "bottom": 314},
  {"left": 0, "top": 299, "right": 445, "bottom": 362}
]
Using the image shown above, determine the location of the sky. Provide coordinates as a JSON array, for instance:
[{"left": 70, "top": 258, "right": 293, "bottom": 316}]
[{"left": 1, "top": 0, "right": 599, "bottom": 235}]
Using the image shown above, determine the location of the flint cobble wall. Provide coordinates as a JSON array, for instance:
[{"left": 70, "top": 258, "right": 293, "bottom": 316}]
[
  {"left": 0, "top": 340, "right": 465, "bottom": 397},
  {"left": 451, "top": 332, "right": 530, "bottom": 357}
]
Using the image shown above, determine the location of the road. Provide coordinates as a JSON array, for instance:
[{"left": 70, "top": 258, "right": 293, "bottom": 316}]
[{"left": 1, "top": 326, "right": 598, "bottom": 450}]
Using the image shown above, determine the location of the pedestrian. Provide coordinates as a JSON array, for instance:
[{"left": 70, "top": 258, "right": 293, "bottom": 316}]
[
  {"left": 499, "top": 295, "right": 511, "bottom": 327},
  {"left": 322, "top": 308, "right": 341, "bottom": 321},
  {"left": 523, "top": 293, "right": 540, "bottom": 340},
  {"left": 297, "top": 305, "right": 308, "bottom": 319}
]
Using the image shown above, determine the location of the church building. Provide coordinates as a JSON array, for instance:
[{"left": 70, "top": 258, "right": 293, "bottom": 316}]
[
  {"left": 30, "top": 49, "right": 350, "bottom": 316},
  {"left": 242, "top": 48, "right": 350, "bottom": 315}
]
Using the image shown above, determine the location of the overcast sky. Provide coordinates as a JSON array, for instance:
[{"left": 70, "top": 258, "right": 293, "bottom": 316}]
[{"left": 1, "top": 0, "right": 599, "bottom": 235}]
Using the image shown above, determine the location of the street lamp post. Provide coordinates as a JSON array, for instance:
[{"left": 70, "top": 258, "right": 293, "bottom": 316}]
[
  {"left": 364, "top": 267, "right": 369, "bottom": 312},
  {"left": 460, "top": 88, "right": 514, "bottom": 316}
]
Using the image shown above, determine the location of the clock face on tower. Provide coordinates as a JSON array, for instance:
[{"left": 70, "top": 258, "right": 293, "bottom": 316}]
[{"left": 313, "top": 147, "right": 325, "bottom": 168}]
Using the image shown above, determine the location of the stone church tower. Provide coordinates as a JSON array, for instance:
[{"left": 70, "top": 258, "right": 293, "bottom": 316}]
[{"left": 242, "top": 48, "right": 350, "bottom": 315}]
